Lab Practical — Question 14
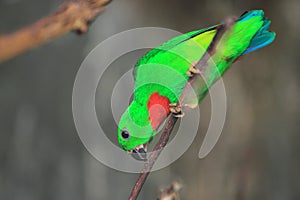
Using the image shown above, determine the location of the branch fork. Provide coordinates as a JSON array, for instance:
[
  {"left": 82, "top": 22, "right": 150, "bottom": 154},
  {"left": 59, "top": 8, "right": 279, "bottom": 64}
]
[{"left": 0, "top": 0, "right": 111, "bottom": 62}]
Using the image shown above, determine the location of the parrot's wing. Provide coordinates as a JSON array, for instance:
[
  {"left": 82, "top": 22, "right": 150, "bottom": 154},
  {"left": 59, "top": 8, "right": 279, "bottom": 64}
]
[
  {"left": 133, "top": 25, "right": 219, "bottom": 80},
  {"left": 132, "top": 26, "right": 219, "bottom": 105}
]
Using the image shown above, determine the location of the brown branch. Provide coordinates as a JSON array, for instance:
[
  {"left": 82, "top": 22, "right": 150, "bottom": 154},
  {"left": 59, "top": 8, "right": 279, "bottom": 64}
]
[
  {"left": 129, "top": 116, "right": 178, "bottom": 200},
  {"left": 0, "top": 0, "right": 111, "bottom": 63},
  {"left": 157, "top": 181, "right": 183, "bottom": 200},
  {"left": 128, "top": 16, "right": 236, "bottom": 200}
]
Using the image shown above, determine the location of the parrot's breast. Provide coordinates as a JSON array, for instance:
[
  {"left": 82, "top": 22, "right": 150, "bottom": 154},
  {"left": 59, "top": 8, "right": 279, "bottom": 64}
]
[{"left": 147, "top": 92, "right": 171, "bottom": 130}]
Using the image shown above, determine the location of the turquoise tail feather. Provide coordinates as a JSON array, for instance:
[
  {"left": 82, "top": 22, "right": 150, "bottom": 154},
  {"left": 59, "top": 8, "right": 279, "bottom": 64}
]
[{"left": 239, "top": 10, "right": 276, "bottom": 55}]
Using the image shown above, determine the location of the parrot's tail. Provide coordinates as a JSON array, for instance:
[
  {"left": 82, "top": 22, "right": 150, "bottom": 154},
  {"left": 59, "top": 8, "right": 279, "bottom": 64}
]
[{"left": 239, "top": 10, "right": 276, "bottom": 55}]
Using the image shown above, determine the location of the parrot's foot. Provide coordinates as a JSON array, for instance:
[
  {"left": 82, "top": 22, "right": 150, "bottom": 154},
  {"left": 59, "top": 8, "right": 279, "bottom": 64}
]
[
  {"left": 169, "top": 104, "right": 185, "bottom": 118},
  {"left": 186, "top": 62, "right": 200, "bottom": 77}
]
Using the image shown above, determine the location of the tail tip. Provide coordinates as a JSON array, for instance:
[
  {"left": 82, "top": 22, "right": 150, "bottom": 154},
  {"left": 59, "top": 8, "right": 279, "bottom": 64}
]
[{"left": 241, "top": 10, "right": 276, "bottom": 55}]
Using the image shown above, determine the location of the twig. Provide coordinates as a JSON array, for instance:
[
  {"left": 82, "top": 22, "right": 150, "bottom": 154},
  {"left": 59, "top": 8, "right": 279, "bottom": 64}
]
[
  {"left": 129, "top": 116, "right": 178, "bottom": 200},
  {"left": 128, "top": 16, "right": 236, "bottom": 200},
  {"left": 157, "top": 181, "right": 183, "bottom": 200},
  {"left": 0, "top": 0, "right": 111, "bottom": 63}
]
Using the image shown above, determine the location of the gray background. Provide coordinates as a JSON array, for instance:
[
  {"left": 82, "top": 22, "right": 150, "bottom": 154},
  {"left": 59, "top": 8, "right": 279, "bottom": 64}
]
[{"left": 0, "top": 0, "right": 299, "bottom": 199}]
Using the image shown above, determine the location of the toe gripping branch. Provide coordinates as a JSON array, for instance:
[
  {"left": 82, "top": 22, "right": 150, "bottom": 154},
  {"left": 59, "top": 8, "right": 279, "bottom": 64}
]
[
  {"left": 169, "top": 103, "right": 185, "bottom": 118},
  {"left": 186, "top": 61, "right": 201, "bottom": 77}
]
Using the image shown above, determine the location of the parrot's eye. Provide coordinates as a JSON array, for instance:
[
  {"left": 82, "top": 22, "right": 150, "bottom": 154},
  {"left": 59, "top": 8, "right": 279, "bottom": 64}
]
[{"left": 121, "top": 129, "right": 130, "bottom": 140}]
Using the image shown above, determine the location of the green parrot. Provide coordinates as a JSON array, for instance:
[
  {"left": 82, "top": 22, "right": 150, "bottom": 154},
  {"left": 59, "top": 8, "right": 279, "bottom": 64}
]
[{"left": 117, "top": 10, "right": 275, "bottom": 160}]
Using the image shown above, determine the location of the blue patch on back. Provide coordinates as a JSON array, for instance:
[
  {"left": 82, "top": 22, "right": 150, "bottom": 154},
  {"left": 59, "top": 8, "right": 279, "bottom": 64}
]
[{"left": 239, "top": 10, "right": 264, "bottom": 22}]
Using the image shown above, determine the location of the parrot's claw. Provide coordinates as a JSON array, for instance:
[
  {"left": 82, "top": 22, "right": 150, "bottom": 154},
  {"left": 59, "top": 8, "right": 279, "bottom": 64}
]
[
  {"left": 186, "top": 62, "right": 200, "bottom": 77},
  {"left": 169, "top": 104, "right": 185, "bottom": 118},
  {"left": 187, "top": 66, "right": 200, "bottom": 77}
]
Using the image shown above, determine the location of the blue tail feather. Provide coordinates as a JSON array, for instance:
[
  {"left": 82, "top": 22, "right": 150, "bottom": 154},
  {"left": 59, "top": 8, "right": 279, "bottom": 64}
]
[{"left": 240, "top": 10, "right": 276, "bottom": 55}]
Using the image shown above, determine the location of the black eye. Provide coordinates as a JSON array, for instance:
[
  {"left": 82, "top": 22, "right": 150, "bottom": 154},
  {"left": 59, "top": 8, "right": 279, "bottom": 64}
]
[{"left": 121, "top": 129, "right": 130, "bottom": 140}]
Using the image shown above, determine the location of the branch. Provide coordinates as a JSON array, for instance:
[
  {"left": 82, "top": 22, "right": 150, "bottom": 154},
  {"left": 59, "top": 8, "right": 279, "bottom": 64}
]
[
  {"left": 157, "top": 181, "right": 183, "bottom": 200},
  {"left": 129, "top": 116, "right": 178, "bottom": 200},
  {"left": 128, "top": 16, "right": 236, "bottom": 200},
  {"left": 0, "top": 0, "right": 111, "bottom": 63}
]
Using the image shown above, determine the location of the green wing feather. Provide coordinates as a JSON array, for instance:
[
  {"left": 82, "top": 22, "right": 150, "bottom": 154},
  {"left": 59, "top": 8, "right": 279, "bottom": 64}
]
[{"left": 132, "top": 27, "right": 217, "bottom": 106}]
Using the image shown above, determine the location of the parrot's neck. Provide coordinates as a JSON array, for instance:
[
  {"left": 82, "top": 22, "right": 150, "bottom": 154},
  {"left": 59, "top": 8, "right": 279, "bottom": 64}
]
[{"left": 147, "top": 92, "right": 171, "bottom": 130}]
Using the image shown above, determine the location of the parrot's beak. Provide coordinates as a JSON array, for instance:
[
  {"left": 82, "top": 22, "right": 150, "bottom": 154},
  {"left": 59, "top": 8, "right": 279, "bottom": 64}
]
[{"left": 129, "top": 144, "right": 147, "bottom": 161}]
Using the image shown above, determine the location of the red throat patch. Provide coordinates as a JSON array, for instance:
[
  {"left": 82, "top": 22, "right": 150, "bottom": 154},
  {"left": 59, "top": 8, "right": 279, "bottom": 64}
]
[{"left": 147, "top": 92, "right": 171, "bottom": 130}]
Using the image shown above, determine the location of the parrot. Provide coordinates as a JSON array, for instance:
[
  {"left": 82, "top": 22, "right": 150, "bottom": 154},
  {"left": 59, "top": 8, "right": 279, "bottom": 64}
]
[{"left": 117, "top": 10, "right": 276, "bottom": 160}]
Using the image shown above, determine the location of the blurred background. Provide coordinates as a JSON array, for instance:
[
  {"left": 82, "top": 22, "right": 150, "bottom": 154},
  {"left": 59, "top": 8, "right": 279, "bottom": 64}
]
[{"left": 1, "top": 0, "right": 299, "bottom": 199}]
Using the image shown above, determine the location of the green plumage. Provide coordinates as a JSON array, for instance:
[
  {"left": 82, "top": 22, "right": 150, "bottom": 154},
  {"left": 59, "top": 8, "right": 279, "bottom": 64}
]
[{"left": 118, "top": 10, "right": 276, "bottom": 151}]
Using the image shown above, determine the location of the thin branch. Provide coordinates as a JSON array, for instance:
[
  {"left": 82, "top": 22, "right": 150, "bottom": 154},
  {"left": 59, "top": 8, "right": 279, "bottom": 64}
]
[
  {"left": 0, "top": 0, "right": 111, "bottom": 63},
  {"left": 128, "top": 16, "right": 236, "bottom": 200},
  {"left": 157, "top": 181, "right": 183, "bottom": 200},
  {"left": 129, "top": 116, "right": 178, "bottom": 200}
]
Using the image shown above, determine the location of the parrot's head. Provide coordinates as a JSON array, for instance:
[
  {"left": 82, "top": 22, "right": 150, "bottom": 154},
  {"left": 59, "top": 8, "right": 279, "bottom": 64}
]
[{"left": 117, "top": 101, "right": 155, "bottom": 161}]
